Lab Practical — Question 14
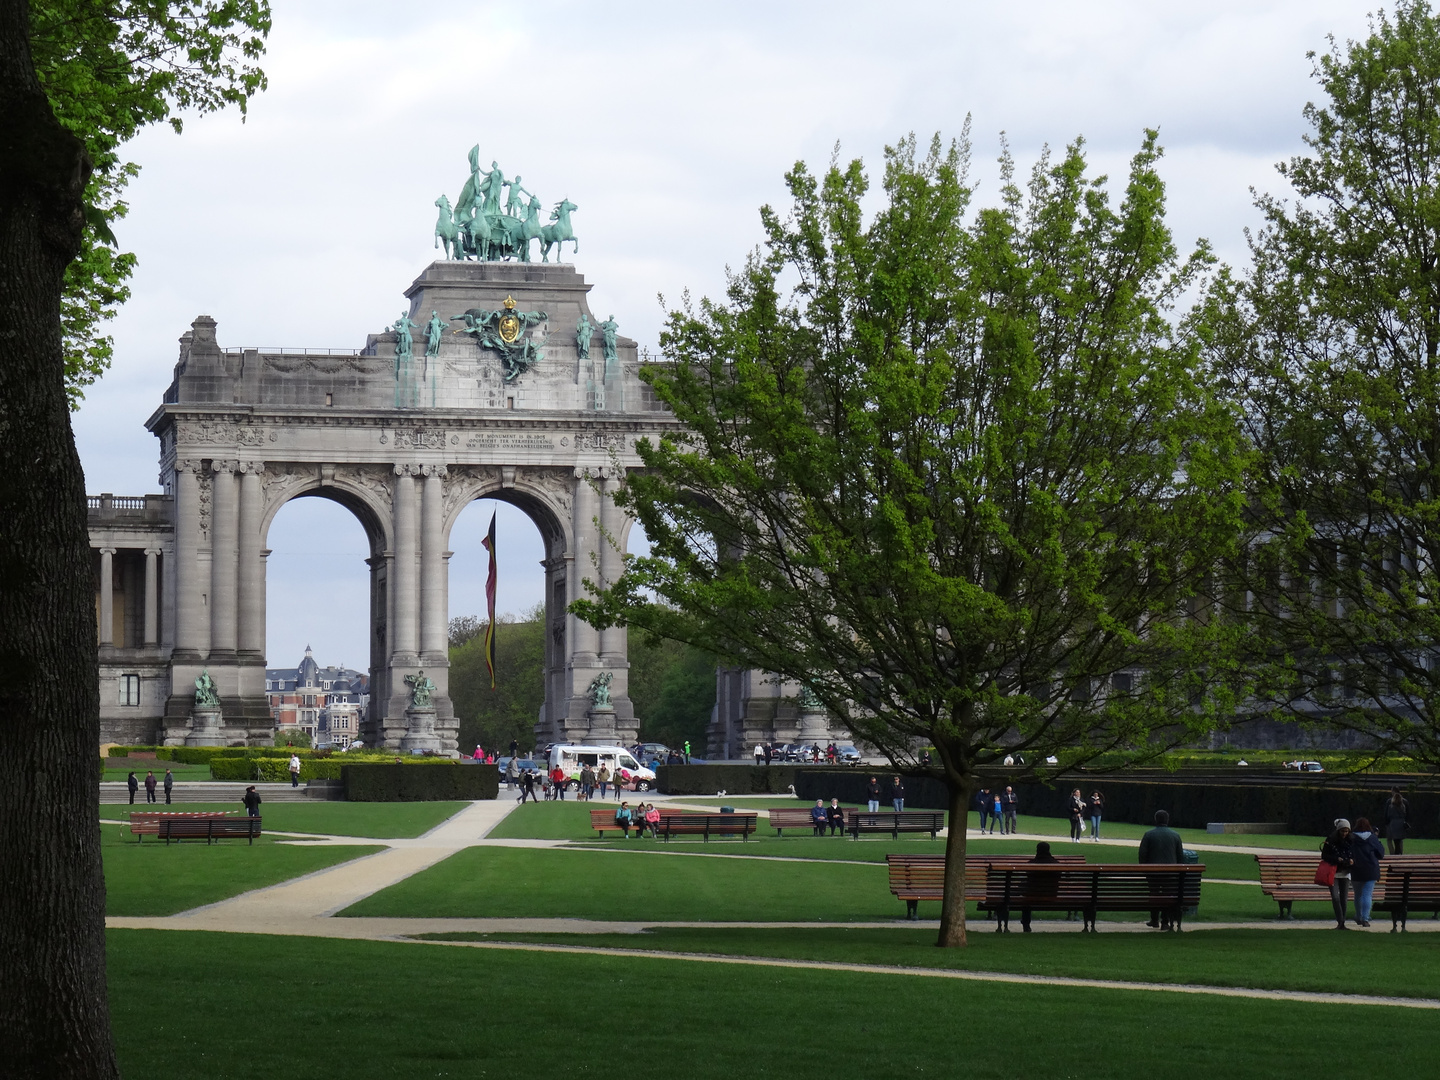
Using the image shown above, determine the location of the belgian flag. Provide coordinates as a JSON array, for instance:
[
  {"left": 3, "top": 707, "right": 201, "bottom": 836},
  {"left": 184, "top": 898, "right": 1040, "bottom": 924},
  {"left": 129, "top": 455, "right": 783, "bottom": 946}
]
[{"left": 481, "top": 511, "right": 498, "bottom": 689}]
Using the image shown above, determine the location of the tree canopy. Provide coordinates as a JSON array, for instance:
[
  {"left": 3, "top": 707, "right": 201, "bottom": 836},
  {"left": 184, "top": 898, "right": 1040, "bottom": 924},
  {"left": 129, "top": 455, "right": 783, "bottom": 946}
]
[
  {"left": 30, "top": 0, "right": 270, "bottom": 405},
  {"left": 577, "top": 130, "right": 1251, "bottom": 945},
  {"left": 1213, "top": 0, "right": 1440, "bottom": 766}
]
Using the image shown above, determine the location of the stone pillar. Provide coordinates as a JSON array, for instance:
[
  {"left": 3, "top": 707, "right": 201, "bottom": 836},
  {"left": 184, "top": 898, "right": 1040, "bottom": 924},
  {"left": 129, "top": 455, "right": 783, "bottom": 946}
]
[
  {"left": 569, "top": 467, "right": 600, "bottom": 664},
  {"left": 209, "top": 461, "right": 238, "bottom": 656},
  {"left": 597, "top": 472, "right": 626, "bottom": 663},
  {"left": 143, "top": 547, "right": 159, "bottom": 647},
  {"left": 237, "top": 464, "right": 265, "bottom": 657},
  {"left": 98, "top": 546, "right": 115, "bottom": 647},
  {"left": 172, "top": 461, "right": 204, "bottom": 658},
  {"left": 392, "top": 467, "right": 419, "bottom": 661},
  {"left": 419, "top": 467, "right": 447, "bottom": 661}
]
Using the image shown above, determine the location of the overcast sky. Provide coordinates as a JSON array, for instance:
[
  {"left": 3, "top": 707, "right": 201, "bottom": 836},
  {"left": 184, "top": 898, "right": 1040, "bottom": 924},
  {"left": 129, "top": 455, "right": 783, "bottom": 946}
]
[{"left": 73, "top": 0, "right": 1374, "bottom": 668}]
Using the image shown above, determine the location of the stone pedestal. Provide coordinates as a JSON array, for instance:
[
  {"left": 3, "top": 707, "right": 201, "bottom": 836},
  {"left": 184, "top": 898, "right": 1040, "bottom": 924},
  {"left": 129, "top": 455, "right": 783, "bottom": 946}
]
[
  {"left": 185, "top": 706, "right": 224, "bottom": 747},
  {"left": 399, "top": 706, "right": 441, "bottom": 753},
  {"left": 798, "top": 705, "right": 831, "bottom": 744},
  {"left": 586, "top": 704, "right": 617, "bottom": 744}
]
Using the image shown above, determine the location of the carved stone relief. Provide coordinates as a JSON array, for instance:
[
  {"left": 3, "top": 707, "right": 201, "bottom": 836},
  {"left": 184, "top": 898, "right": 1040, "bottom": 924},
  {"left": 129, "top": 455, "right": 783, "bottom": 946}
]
[
  {"left": 180, "top": 421, "right": 266, "bottom": 447},
  {"left": 517, "top": 466, "right": 574, "bottom": 517}
]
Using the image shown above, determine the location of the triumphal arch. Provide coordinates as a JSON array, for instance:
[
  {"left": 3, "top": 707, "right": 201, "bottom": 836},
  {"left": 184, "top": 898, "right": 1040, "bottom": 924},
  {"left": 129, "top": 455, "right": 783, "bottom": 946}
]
[{"left": 90, "top": 153, "right": 837, "bottom": 756}]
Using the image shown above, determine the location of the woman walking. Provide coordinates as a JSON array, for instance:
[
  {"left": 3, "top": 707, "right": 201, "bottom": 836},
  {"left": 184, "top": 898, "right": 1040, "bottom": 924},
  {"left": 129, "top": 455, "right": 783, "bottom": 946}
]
[
  {"left": 1068, "top": 789, "right": 1087, "bottom": 842},
  {"left": 1349, "top": 817, "right": 1384, "bottom": 928},
  {"left": 1320, "top": 818, "right": 1356, "bottom": 930},
  {"left": 1089, "top": 791, "right": 1105, "bottom": 841},
  {"left": 1383, "top": 790, "right": 1409, "bottom": 855}
]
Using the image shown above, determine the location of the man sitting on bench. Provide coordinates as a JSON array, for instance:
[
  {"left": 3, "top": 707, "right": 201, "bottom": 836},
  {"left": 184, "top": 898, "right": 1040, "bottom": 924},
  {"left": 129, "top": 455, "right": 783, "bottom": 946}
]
[
  {"left": 1021, "top": 841, "right": 1060, "bottom": 933},
  {"left": 826, "top": 798, "right": 846, "bottom": 836},
  {"left": 810, "top": 799, "right": 829, "bottom": 836}
]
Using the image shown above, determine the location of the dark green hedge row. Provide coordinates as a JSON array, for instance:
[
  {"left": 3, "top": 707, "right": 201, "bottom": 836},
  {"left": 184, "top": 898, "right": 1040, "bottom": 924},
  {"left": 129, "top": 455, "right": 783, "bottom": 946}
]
[
  {"left": 656, "top": 764, "right": 803, "bottom": 796},
  {"left": 210, "top": 758, "right": 346, "bottom": 782},
  {"left": 342, "top": 763, "right": 499, "bottom": 802},
  {"left": 789, "top": 769, "right": 1440, "bottom": 840}
]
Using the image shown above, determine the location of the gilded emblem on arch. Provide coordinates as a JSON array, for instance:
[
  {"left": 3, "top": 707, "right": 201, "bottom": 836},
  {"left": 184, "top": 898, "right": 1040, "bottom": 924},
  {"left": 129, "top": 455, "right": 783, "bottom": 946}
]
[{"left": 498, "top": 295, "right": 522, "bottom": 343}]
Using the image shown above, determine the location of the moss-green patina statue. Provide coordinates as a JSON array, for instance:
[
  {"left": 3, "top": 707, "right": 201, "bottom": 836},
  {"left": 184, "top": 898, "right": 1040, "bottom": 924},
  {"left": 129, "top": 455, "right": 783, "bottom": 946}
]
[{"left": 433, "top": 145, "right": 578, "bottom": 264}]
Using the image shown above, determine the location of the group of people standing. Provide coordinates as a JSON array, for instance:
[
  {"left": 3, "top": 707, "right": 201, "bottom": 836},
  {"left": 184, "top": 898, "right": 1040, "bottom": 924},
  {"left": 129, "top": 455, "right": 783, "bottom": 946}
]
[
  {"left": 974, "top": 786, "right": 1021, "bottom": 834},
  {"left": 1319, "top": 790, "right": 1411, "bottom": 929},
  {"left": 1067, "top": 788, "right": 1105, "bottom": 841},
  {"left": 864, "top": 776, "right": 907, "bottom": 812},
  {"left": 125, "top": 769, "right": 173, "bottom": 804}
]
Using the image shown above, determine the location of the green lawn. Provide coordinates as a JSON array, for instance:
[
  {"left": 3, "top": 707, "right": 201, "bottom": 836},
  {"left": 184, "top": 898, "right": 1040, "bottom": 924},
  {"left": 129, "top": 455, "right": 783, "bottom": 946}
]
[
  {"left": 104, "top": 760, "right": 212, "bottom": 783},
  {"left": 420, "top": 925, "right": 1440, "bottom": 999},
  {"left": 339, "top": 845, "right": 1279, "bottom": 923},
  {"left": 106, "top": 929, "right": 1439, "bottom": 1079},
  {"left": 99, "top": 800, "right": 468, "bottom": 838},
  {"left": 102, "top": 826, "right": 381, "bottom": 916}
]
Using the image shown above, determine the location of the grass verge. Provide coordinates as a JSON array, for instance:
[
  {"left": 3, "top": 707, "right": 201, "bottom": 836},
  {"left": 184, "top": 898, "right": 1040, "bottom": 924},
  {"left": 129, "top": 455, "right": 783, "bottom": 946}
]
[
  {"left": 103, "top": 826, "right": 382, "bottom": 916},
  {"left": 99, "top": 800, "right": 469, "bottom": 838},
  {"left": 106, "top": 929, "right": 1438, "bottom": 1079}
]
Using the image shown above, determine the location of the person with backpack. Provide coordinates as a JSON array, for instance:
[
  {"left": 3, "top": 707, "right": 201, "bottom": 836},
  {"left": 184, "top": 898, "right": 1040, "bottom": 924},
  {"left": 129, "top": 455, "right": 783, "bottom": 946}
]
[{"left": 1349, "top": 816, "right": 1385, "bottom": 928}]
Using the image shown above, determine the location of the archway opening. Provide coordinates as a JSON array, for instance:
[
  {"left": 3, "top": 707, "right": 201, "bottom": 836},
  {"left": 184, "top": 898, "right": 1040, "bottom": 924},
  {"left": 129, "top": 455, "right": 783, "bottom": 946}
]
[
  {"left": 617, "top": 521, "right": 717, "bottom": 757},
  {"left": 263, "top": 495, "right": 375, "bottom": 747},
  {"left": 448, "top": 498, "right": 548, "bottom": 757}
]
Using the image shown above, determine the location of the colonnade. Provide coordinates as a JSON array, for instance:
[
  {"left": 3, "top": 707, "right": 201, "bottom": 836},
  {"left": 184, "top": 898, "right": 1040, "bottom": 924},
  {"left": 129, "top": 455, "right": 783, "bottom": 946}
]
[{"left": 95, "top": 544, "right": 162, "bottom": 648}]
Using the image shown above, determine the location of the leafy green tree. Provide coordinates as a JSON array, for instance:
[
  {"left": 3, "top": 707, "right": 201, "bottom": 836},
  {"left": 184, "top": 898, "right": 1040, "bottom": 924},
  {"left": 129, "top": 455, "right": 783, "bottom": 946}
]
[
  {"left": 628, "top": 635, "right": 716, "bottom": 749},
  {"left": 449, "top": 606, "right": 545, "bottom": 755},
  {"left": 578, "top": 132, "right": 1249, "bottom": 946},
  {"left": 30, "top": 0, "right": 270, "bottom": 405},
  {"left": 1212, "top": 0, "right": 1440, "bottom": 765}
]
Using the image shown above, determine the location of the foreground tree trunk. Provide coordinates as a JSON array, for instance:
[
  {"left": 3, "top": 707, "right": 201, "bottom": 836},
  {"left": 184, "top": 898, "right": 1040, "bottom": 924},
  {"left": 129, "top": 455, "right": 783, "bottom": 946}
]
[
  {"left": 937, "top": 776, "right": 973, "bottom": 947},
  {"left": 0, "top": 1, "right": 119, "bottom": 1076}
]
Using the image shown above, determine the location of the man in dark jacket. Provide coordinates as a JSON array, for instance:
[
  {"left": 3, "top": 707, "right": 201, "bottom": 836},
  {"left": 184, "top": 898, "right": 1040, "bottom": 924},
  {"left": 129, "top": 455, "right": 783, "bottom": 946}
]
[
  {"left": 242, "top": 785, "right": 262, "bottom": 818},
  {"left": 1001, "top": 787, "right": 1019, "bottom": 834},
  {"left": 163, "top": 768, "right": 174, "bottom": 805},
  {"left": 865, "top": 777, "right": 881, "bottom": 812},
  {"left": 1139, "top": 810, "right": 1186, "bottom": 929},
  {"left": 1021, "top": 841, "right": 1060, "bottom": 932},
  {"left": 975, "top": 788, "right": 991, "bottom": 833},
  {"left": 890, "top": 777, "right": 905, "bottom": 813},
  {"left": 126, "top": 771, "right": 138, "bottom": 804}
]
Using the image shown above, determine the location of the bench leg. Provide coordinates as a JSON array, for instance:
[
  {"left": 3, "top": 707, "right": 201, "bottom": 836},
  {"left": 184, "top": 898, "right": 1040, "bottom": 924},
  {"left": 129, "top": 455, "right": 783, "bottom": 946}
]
[
  {"left": 996, "top": 909, "right": 1009, "bottom": 933},
  {"left": 907, "top": 899, "right": 918, "bottom": 921},
  {"left": 1083, "top": 909, "right": 1096, "bottom": 933}
]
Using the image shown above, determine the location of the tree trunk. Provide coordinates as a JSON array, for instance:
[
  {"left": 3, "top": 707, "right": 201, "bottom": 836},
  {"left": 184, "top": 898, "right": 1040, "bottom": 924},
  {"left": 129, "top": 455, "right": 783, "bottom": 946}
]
[
  {"left": 0, "top": 2, "right": 119, "bottom": 1076},
  {"left": 936, "top": 775, "right": 973, "bottom": 947}
]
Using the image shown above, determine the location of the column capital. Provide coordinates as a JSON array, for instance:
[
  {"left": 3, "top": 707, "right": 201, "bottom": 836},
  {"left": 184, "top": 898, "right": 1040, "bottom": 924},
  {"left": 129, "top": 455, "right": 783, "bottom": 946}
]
[
  {"left": 393, "top": 463, "right": 422, "bottom": 477},
  {"left": 144, "top": 547, "right": 161, "bottom": 557},
  {"left": 98, "top": 545, "right": 117, "bottom": 556},
  {"left": 420, "top": 464, "right": 448, "bottom": 478},
  {"left": 211, "top": 458, "right": 239, "bottom": 474},
  {"left": 237, "top": 461, "right": 266, "bottom": 475},
  {"left": 175, "top": 458, "right": 206, "bottom": 474}
]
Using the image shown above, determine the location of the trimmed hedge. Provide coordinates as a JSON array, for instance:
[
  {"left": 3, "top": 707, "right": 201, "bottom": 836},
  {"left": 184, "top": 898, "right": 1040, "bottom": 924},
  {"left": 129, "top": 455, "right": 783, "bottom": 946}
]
[
  {"left": 342, "top": 763, "right": 499, "bottom": 802},
  {"left": 656, "top": 764, "right": 803, "bottom": 796},
  {"left": 785, "top": 769, "right": 1440, "bottom": 840},
  {"left": 209, "top": 757, "right": 345, "bottom": 782}
]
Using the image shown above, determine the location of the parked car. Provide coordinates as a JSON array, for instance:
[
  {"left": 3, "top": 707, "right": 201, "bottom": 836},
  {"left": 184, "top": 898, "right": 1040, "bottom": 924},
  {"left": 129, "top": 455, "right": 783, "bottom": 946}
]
[
  {"left": 836, "top": 744, "right": 862, "bottom": 764},
  {"left": 496, "top": 756, "right": 542, "bottom": 776},
  {"left": 632, "top": 743, "right": 670, "bottom": 769},
  {"left": 1284, "top": 760, "right": 1325, "bottom": 772}
]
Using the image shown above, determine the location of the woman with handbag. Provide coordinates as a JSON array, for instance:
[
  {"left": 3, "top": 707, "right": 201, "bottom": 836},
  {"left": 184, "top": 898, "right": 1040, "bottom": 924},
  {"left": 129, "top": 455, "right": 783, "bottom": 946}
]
[
  {"left": 1319, "top": 819, "right": 1356, "bottom": 930},
  {"left": 1068, "top": 790, "right": 1087, "bottom": 842}
]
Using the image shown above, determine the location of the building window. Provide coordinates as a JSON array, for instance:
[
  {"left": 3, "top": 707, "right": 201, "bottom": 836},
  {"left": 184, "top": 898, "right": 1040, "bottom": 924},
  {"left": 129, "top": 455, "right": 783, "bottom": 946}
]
[{"left": 119, "top": 674, "right": 140, "bottom": 706}]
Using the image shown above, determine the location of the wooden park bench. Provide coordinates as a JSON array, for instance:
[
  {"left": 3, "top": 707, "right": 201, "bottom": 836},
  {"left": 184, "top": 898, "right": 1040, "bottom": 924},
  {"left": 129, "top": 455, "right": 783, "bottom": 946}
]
[
  {"left": 980, "top": 863, "right": 1204, "bottom": 932},
  {"left": 590, "top": 808, "right": 643, "bottom": 837},
  {"left": 886, "top": 853, "right": 1085, "bottom": 920},
  {"left": 848, "top": 810, "right": 945, "bottom": 840},
  {"left": 129, "top": 811, "right": 235, "bottom": 842},
  {"left": 769, "top": 807, "right": 844, "bottom": 835},
  {"left": 1373, "top": 863, "right": 1440, "bottom": 931},
  {"left": 155, "top": 816, "right": 262, "bottom": 845},
  {"left": 1255, "top": 852, "right": 1440, "bottom": 919},
  {"left": 656, "top": 811, "right": 758, "bottom": 842}
]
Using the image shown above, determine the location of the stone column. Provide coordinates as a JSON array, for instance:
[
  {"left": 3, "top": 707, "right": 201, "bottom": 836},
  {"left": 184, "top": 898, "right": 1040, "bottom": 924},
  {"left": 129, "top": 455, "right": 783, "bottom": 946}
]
[
  {"left": 98, "top": 546, "right": 115, "bottom": 647},
  {"left": 237, "top": 464, "right": 265, "bottom": 657},
  {"left": 392, "top": 466, "right": 419, "bottom": 660},
  {"left": 172, "top": 461, "right": 203, "bottom": 658},
  {"left": 419, "top": 467, "right": 447, "bottom": 661},
  {"left": 143, "top": 547, "right": 159, "bottom": 647},
  {"left": 209, "top": 460, "right": 238, "bottom": 656},
  {"left": 597, "top": 471, "right": 626, "bottom": 663},
  {"left": 569, "top": 467, "right": 600, "bottom": 664}
]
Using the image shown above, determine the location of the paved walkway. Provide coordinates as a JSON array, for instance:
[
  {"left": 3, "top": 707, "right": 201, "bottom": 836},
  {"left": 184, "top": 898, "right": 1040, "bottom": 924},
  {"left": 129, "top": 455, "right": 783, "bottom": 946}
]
[{"left": 103, "top": 797, "right": 1440, "bottom": 1009}]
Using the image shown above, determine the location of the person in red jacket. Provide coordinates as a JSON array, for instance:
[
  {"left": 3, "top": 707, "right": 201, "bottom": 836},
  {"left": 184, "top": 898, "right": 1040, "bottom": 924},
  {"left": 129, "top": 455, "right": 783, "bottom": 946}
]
[{"left": 550, "top": 765, "right": 568, "bottom": 800}]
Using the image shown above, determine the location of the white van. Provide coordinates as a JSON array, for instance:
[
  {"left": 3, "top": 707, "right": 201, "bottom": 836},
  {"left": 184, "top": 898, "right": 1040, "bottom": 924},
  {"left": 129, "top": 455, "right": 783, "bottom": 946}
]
[{"left": 547, "top": 744, "right": 658, "bottom": 792}]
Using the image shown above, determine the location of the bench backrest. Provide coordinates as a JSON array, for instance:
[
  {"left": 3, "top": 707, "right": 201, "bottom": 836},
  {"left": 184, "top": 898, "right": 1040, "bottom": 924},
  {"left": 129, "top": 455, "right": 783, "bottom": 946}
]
[
  {"left": 982, "top": 864, "right": 1204, "bottom": 905},
  {"left": 886, "top": 854, "right": 1085, "bottom": 892},
  {"left": 1256, "top": 852, "right": 1440, "bottom": 887},
  {"left": 157, "top": 817, "right": 261, "bottom": 838},
  {"left": 1377, "top": 864, "right": 1440, "bottom": 902}
]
